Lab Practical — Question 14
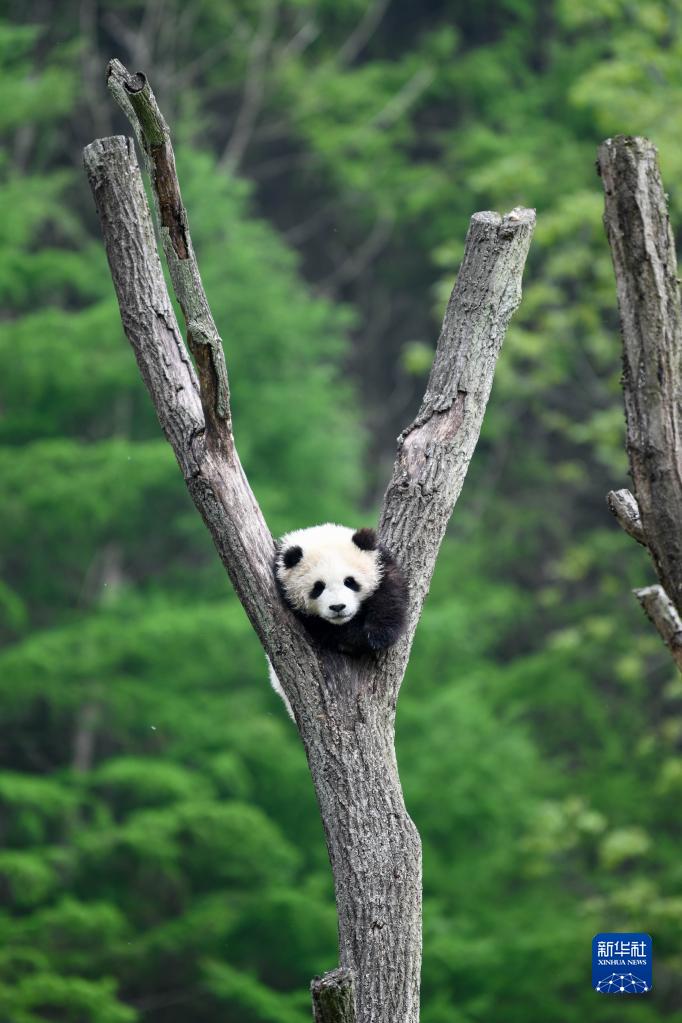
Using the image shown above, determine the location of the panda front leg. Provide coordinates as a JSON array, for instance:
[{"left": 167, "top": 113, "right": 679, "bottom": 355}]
[
  {"left": 338, "top": 612, "right": 403, "bottom": 654},
  {"left": 363, "top": 620, "right": 403, "bottom": 651},
  {"left": 360, "top": 554, "right": 409, "bottom": 652}
]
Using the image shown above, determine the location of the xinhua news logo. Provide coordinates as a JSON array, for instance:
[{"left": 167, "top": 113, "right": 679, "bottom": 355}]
[{"left": 592, "top": 933, "right": 652, "bottom": 994}]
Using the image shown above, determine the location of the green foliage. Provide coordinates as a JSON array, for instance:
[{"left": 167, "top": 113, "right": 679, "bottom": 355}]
[
  {"left": 202, "top": 960, "right": 309, "bottom": 1022},
  {"left": 0, "top": 974, "right": 136, "bottom": 1023},
  {"left": 2, "top": 4, "right": 682, "bottom": 1023}
]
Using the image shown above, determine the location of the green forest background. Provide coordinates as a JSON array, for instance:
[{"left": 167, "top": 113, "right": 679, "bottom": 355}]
[{"left": 1, "top": 1, "right": 682, "bottom": 1020}]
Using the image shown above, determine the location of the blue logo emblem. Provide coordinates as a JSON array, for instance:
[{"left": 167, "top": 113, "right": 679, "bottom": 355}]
[{"left": 592, "top": 933, "right": 652, "bottom": 993}]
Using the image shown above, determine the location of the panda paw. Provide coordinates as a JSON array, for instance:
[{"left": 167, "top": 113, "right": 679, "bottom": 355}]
[{"left": 364, "top": 627, "right": 395, "bottom": 652}]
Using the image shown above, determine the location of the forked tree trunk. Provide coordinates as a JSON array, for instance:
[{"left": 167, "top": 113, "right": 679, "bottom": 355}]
[
  {"left": 84, "top": 61, "right": 534, "bottom": 1023},
  {"left": 598, "top": 136, "right": 682, "bottom": 670}
]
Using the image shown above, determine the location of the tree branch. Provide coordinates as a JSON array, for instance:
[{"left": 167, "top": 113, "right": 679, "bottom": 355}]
[
  {"left": 83, "top": 135, "right": 318, "bottom": 725},
  {"left": 337, "top": 0, "right": 390, "bottom": 65},
  {"left": 107, "top": 59, "right": 232, "bottom": 452},
  {"left": 311, "top": 968, "right": 356, "bottom": 1023},
  {"left": 635, "top": 585, "right": 682, "bottom": 671},
  {"left": 606, "top": 488, "right": 646, "bottom": 545},
  {"left": 597, "top": 136, "right": 682, "bottom": 618},
  {"left": 379, "top": 207, "right": 536, "bottom": 685},
  {"left": 82, "top": 136, "right": 203, "bottom": 478},
  {"left": 219, "top": 0, "right": 280, "bottom": 171}
]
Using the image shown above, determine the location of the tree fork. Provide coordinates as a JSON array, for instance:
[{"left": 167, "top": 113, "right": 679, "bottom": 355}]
[{"left": 85, "top": 62, "right": 534, "bottom": 1023}]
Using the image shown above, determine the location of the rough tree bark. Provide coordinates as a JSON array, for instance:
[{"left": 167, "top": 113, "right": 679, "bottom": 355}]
[
  {"left": 598, "top": 136, "right": 682, "bottom": 671},
  {"left": 84, "top": 61, "right": 534, "bottom": 1023}
]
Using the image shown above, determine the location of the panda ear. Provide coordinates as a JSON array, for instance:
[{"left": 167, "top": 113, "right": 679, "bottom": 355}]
[
  {"left": 282, "top": 545, "right": 303, "bottom": 569},
  {"left": 352, "top": 528, "right": 377, "bottom": 551}
]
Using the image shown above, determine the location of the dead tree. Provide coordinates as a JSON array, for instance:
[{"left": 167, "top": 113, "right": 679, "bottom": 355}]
[
  {"left": 598, "top": 136, "right": 682, "bottom": 671},
  {"left": 84, "top": 60, "right": 534, "bottom": 1023}
]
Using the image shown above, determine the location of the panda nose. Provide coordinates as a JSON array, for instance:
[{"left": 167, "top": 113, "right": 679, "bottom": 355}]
[{"left": 329, "top": 603, "right": 346, "bottom": 613}]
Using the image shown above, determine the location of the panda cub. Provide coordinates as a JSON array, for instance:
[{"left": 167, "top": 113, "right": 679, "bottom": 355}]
[
  {"left": 269, "top": 523, "right": 409, "bottom": 717},
  {"left": 275, "top": 523, "right": 408, "bottom": 654}
]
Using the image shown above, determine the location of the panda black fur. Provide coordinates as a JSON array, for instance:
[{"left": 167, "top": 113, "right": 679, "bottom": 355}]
[{"left": 275, "top": 523, "right": 408, "bottom": 656}]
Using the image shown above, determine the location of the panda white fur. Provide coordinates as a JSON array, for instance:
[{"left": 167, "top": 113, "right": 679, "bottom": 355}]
[{"left": 268, "top": 523, "right": 409, "bottom": 717}]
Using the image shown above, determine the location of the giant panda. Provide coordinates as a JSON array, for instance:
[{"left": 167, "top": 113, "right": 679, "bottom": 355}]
[{"left": 268, "top": 523, "right": 409, "bottom": 717}]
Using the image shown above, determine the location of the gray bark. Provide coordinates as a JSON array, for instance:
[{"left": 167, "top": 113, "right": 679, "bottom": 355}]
[
  {"left": 635, "top": 585, "right": 682, "bottom": 671},
  {"left": 598, "top": 136, "right": 682, "bottom": 666},
  {"left": 312, "top": 968, "right": 355, "bottom": 1023},
  {"left": 107, "top": 60, "right": 232, "bottom": 452},
  {"left": 606, "top": 488, "right": 646, "bottom": 546},
  {"left": 84, "top": 62, "right": 534, "bottom": 1023}
]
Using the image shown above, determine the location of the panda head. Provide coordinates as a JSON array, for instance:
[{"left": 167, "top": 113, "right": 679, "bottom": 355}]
[{"left": 276, "top": 523, "right": 382, "bottom": 625}]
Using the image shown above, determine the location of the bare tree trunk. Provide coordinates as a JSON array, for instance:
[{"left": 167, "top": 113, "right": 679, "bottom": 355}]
[
  {"left": 84, "top": 62, "right": 534, "bottom": 1023},
  {"left": 598, "top": 136, "right": 682, "bottom": 670}
]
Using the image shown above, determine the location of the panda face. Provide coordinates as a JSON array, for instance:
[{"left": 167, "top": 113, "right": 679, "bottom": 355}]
[{"left": 276, "top": 524, "right": 382, "bottom": 625}]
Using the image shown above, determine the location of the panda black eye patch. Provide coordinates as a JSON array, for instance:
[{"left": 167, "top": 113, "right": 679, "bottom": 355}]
[
  {"left": 344, "top": 576, "right": 360, "bottom": 591},
  {"left": 310, "top": 581, "right": 325, "bottom": 599}
]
